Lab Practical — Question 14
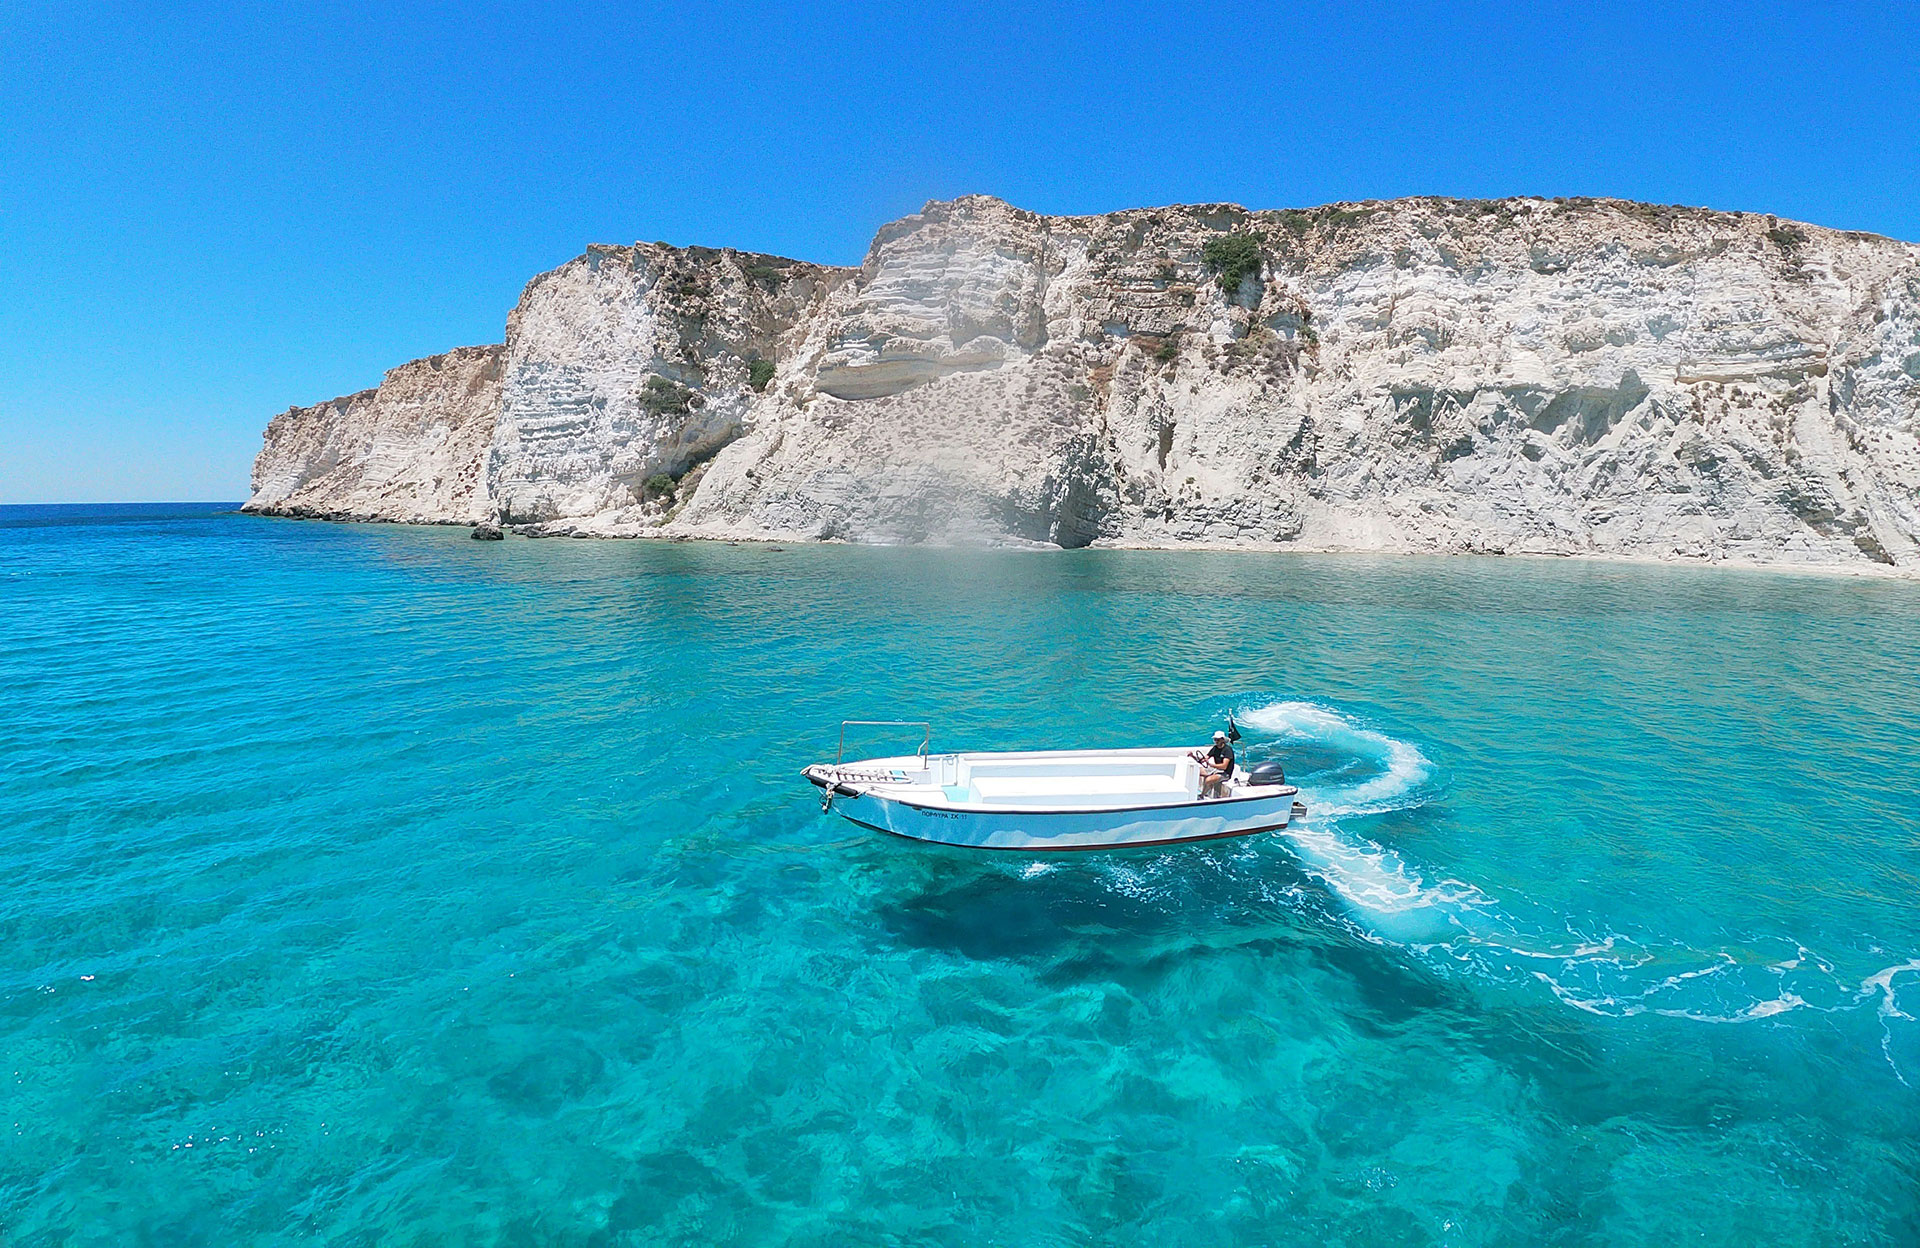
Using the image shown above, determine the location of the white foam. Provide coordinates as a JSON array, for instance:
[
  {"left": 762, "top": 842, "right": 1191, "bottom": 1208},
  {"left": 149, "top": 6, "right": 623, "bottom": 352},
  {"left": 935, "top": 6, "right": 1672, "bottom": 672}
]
[
  {"left": 1864, "top": 961, "right": 1920, "bottom": 1086},
  {"left": 1860, "top": 959, "right": 1920, "bottom": 1015},
  {"left": 1537, "top": 953, "right": 1920, "bottom": 1030},
  {"left": 1277, "top": 821, "right": 1490, "bottom": 944},
  {"left": 1236, "top": 700, "right": 1435, "bottom": 815},
  {"left": 1227, "top": 699, "right": 1920, "bottom": 1065},
  {"left": 1233, "top": 701, "right": 1456, "bottom": 938}
]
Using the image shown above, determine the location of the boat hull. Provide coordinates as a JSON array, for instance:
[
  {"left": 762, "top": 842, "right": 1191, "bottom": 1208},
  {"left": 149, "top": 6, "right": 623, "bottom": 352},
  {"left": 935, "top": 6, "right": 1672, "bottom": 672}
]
[{"left": 807, "top": 767, "right": 1301, "bottom": 850}]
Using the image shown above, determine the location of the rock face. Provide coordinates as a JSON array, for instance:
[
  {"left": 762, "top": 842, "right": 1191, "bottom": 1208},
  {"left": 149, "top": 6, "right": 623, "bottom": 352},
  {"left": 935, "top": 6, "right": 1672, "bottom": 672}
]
[
  {"left": 247, "top": 196, "right": 1920, "bottom": 568},
  {"left": 489, "top": 244, "right": 846, "bottom": 524},
  {"left": 243, "top": 345, "right": 504, "bottom": 524}
]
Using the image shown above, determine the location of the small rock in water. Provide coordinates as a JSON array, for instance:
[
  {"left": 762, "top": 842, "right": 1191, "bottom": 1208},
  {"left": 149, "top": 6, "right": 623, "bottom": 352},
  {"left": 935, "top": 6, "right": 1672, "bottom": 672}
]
[{"left": 470, "top": 523, "right": 504, "bottom": 541}]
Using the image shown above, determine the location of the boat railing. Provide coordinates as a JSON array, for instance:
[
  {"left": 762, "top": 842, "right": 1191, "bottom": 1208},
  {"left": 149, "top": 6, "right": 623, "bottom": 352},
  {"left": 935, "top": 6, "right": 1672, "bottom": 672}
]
[{"left": 836, "top": 720, "right": 932, "bottom": 766}]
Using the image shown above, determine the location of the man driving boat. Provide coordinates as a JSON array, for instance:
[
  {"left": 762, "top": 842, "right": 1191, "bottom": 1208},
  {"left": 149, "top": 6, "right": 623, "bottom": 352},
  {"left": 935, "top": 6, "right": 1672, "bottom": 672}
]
[{"left": 1193, "top": 730, "right": 1235, "bottom": 799}]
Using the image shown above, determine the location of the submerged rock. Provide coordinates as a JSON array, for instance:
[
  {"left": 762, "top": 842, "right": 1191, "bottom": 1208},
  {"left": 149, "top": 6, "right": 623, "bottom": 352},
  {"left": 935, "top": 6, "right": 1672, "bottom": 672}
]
[
  {"left": 470, "top": 522, "right": 503, "bottom": 541},
  {"left": 244, "top": 196, "right": 1920, "bottom": 569}
]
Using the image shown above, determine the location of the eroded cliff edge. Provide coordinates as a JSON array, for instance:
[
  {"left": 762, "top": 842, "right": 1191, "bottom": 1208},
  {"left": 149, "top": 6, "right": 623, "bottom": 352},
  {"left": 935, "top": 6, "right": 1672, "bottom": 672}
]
[
  {"left": 246, "top": 196, "right": 1920, "bottom": 568},
  {"left": 243, "top": 344, "right": 504, "bottom": 524}
]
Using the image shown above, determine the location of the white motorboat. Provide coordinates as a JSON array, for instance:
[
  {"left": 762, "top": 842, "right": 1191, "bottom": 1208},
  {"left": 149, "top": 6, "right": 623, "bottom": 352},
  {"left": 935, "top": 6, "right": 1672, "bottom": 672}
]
[{"left": 803, "top": 721, "right": 1304, "bottom": 851}]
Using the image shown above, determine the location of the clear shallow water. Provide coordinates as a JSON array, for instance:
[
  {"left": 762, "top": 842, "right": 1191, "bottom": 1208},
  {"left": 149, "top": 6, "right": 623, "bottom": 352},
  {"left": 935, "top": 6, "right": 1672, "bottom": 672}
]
[{"left": 4, "top": 503, "right": 1920, "bottom": 1245}]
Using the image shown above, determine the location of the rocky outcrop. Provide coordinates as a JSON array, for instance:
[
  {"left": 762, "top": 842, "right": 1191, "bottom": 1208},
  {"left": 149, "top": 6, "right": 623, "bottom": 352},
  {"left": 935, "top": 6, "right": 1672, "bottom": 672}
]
[
  {"left": 246, "top": 196, "right": 1920, "bottom": 568},
  {"left": 243, "top": 345, "right": 503, "bottom": 524},
  {"left": 489, "top": 244, "right": 847, "bottom": 524}
]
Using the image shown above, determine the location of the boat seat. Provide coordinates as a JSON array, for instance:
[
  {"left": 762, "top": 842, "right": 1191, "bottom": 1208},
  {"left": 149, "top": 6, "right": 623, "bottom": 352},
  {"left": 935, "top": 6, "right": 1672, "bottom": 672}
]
[{"left": 966, "top": 774, "right": 1193, "bottom": 807}]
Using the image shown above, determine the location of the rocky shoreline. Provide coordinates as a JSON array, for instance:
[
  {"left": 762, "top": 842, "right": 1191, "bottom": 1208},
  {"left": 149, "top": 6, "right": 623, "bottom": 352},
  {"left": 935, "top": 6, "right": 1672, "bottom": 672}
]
[
  {"left": 238, "top": 508, "right": 1920, "bottom": 580},
  {"left": 245, "top": 195, "right": 1920, "bottom": 570}
]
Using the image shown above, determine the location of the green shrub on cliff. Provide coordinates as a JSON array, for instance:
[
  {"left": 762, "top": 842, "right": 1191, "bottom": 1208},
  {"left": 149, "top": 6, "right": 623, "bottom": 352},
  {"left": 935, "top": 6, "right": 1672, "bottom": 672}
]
[
  {"left": 1322, "top": 206, "right": 1375, "bottom": 229},
  {"left": 743, "top": 262, "right": 787, "bottom": 288},
  {"left": 1202, "top": 232, "right": 1264, "bottom": 294},
  {"left": 1767, "top": 221, "right": 1809, "bottom": 250},
  {"left": 1274, "top": 210, "right": 1312, "bottom": 237},
  {"left": 748, "top": 358, "right": 775, "bottom": 392},
  {"left": 638, "top": 375, "right": 696, "bottom": 417}
]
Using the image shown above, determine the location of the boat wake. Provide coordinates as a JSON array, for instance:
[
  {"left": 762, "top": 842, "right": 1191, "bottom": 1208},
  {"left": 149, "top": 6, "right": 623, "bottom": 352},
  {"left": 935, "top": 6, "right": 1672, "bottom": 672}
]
[
  {"left": 1221, "top": 699, "right": 1920, "bottom": 1079},
  {"left": 1236, "top": 699, "right": 1438, "bottom": 818}
]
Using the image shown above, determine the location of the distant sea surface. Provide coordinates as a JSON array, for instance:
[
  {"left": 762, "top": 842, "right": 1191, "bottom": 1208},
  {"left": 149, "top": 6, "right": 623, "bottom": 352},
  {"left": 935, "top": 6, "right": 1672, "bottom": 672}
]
[{"left": 5, "top": 503, "right": 1920, "bottom": 1246}]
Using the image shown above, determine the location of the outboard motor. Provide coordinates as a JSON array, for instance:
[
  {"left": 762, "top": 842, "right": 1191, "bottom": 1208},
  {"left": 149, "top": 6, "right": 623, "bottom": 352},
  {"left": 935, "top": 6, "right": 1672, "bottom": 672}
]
[{"left": 1247, "top": 760, "right": 1287, "bottom": 786}]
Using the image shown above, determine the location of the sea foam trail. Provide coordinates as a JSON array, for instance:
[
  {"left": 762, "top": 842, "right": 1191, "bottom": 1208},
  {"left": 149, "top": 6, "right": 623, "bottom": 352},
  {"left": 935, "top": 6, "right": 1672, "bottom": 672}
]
[
  {"left": 1236, "top": 700, "right": 1436, "bottom": 817},
  {"left": 1235, "top": 700, "right": 1470, "bottom": 943},
  {"left": 1229, "top": 700, "right": 1920, "bottom": 1058}
]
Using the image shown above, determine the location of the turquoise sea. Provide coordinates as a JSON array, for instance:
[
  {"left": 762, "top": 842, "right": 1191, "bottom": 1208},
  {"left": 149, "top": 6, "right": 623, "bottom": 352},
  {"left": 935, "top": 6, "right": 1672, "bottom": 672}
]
[{"left": 5, "top": 503, "right": 1920, "bottom": 1246}]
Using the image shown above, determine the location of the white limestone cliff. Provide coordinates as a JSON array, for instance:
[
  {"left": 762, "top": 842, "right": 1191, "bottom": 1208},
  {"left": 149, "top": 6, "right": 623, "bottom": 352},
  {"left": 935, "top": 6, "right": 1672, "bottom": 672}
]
[
  {"left": 489, "top": 243, "right": 847, "bottom": 525},
  {"left": 246, "top": 196, "right": 1920, "bottom": 569},
  {"left": 243, "top": 345, "right": 503, "bottom": 524}
]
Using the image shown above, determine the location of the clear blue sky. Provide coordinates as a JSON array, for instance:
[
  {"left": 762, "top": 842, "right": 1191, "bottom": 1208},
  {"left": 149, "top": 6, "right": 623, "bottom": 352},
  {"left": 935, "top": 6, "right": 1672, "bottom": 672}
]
[{"left": 3, "top": 1, "right": 1916, "bottom": 503}]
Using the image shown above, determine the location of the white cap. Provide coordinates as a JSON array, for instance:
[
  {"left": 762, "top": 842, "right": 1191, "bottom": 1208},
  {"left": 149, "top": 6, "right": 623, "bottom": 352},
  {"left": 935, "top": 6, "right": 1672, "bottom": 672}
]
[{"left": 1213, "top": 730, "right": 1227, "bottom": 740}]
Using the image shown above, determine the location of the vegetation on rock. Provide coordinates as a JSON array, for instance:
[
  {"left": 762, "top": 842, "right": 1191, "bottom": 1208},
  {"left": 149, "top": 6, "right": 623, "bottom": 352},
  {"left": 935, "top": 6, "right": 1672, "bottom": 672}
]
[
  {"left": 743, "top": 262, "right": 788, "bottom": 288},
  {"left": 1202, "top": 232, "right": 1264, "bottom": 294},
  {"left": 1767, "top": 221, "right": 1809, "bottom": 250},
  {"left": 638, "top": 375, "right": 697, "bottom": 417},
  {"left": 1273, "top": 210, "right": 1313, "bottom": 237}
]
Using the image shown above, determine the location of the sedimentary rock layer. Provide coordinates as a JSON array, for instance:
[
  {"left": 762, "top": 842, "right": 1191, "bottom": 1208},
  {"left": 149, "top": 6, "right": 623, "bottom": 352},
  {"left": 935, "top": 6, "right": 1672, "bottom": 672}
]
[
  {"left": 247, "top": 196, "right": 1920, "bottom": 568},
  {"left": 243, "top": 345, "right": 504, "bottom": 524},
  {"left": 490, "top": 244, "right": 847, "bottom": 524}
]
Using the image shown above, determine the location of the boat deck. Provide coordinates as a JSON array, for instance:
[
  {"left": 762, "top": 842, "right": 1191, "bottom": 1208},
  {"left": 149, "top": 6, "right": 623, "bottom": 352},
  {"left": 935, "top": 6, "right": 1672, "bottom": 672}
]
[
  {"left": 808, "top": 747, "right": 1293, "bottom": 813},
  {"left": 966, "top": 773, "right": 1191, "bottom": 806}
]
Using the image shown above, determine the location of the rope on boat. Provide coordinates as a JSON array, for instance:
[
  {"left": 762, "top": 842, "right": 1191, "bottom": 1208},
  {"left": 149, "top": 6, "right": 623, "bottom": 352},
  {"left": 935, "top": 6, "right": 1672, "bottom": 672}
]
[
  {"left": 812, "top": 764, "right": 910, "bottom": 811},
  {"left": 815, "top": 765, "right": 913, "bottom": 785}
]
